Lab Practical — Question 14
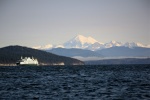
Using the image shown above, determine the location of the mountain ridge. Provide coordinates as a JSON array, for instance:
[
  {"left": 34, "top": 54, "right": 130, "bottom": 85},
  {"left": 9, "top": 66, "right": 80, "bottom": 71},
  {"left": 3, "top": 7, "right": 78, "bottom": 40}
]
[
  {"left": 33, "top": 35, "right": 150, "bottom": 50},
  {"left": 46, "top": 46, "right": 150, "bottom": 61},
  {"left": 96, "top": 46, "right": 150, "bottom": 57},
  {"left": 47, "top": 48, "right": 103, "bottom": 58},
  {"left": 85, "top": 58, "right": 150, "bottom": 65}
]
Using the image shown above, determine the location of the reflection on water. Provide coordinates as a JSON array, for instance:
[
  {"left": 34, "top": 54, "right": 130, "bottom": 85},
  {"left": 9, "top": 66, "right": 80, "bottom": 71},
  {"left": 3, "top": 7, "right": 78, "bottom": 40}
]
[{"left": 0, "top": 65, "right": 150, "bottom": 99}]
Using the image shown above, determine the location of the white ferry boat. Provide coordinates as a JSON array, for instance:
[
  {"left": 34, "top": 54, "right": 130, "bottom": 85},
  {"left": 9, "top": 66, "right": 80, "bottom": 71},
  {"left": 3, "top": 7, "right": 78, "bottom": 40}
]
[{"left": 16, "top": 56, "right": 39, "bottom": 66}]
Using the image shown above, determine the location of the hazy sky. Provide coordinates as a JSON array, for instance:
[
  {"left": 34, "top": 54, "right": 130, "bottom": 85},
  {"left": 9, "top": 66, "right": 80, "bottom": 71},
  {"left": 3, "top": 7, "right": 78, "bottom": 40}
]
[{"left": 0, "top": 0, "right": 149, "bottom": 47}]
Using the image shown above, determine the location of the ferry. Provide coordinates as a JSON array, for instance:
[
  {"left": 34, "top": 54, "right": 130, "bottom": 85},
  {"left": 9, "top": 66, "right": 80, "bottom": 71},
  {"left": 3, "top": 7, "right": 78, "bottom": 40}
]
[{"left": 16, "top": 56, "right": 39, "bottom": 66}]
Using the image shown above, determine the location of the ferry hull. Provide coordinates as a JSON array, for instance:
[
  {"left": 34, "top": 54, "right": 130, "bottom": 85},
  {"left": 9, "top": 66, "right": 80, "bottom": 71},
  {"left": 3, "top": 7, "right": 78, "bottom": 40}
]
[{"left": 16, "top": 63, "right": 38, "bottom": 66}]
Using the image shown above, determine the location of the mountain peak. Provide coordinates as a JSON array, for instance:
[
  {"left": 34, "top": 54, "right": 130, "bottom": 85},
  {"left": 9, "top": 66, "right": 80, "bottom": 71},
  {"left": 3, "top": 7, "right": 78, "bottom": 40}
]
[
  {"left": 63, "top": 35, "right": 99, "bottom": 49},
  {"left": 74, "top": 35, "right": 87, "bottom": 42},
  {"left": 124, "top": 42, "right": 147, "bottom": 48},
  {"left": 75, "top": 34, "right": 85, "bottom": 38},
  {"left": 33, "top": 44, "right": 53, "bottom": 50},
  {"left": 74, "top": 35, "right": 98, "bottom": 44},
  {"left": 103, "top": 40, "right": 123, "bottom": 48}
]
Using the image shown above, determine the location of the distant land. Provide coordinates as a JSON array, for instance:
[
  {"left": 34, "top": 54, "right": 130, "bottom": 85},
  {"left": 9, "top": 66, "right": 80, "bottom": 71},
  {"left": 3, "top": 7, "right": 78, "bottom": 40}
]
[
  {"left": 47, "top": 48, "right": 103, "bottom": 57},
  {"left": 46, "top": 47, "right": 150, "bottom": 65},
  {"left": 47, "top": 47, "right": 150, "bottom": 58},
  {"left": 85, "top": 58, "right": 150, "bottom": 65},
  {"left": 0, "top": 46, "right": 84, "bottom": 66},
  {"left": 96, "top": 46, "right": 150, "bottom": 57}
]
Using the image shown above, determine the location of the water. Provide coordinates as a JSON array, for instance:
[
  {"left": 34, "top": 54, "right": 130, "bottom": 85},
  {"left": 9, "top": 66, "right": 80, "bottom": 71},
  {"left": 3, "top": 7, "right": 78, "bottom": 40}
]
[{"left": 0, "top": 65, "right": 150, "bottom": 100}]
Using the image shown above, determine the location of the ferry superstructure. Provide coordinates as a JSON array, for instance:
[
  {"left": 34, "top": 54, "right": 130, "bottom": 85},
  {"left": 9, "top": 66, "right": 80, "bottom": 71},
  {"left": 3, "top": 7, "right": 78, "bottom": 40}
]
[{"left": 16, "top": 57, "right": 39, "bottom": 66}]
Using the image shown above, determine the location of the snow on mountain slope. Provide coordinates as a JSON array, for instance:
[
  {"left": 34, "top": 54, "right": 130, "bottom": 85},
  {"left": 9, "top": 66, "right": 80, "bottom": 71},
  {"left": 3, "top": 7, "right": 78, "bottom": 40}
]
[
  {"left": 86, "top": 42, "right": 104, "bottom": 51},
  {"left": 124, "top": 42, "right": 148, "bottom": 48},
  {"left": 33, "top": 44, "right": 53, "bottom": 50},
  {"left": 147, "top": 44, "right": 150, "bottom": 48},
  {"left": 104, "top": 41, "right": 123, "bottom": 48},
  {"left": 63, "top": 35, "right": 99, "bottom": 49},
  {"left": 32, "top": 35, "right": 150, "bottom": 50}
]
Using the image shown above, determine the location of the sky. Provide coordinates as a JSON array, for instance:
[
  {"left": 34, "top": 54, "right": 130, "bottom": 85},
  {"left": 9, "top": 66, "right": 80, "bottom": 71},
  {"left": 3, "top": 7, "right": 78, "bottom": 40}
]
[{"left": 0, "top": 0, "right": 149, "bottom": 47}]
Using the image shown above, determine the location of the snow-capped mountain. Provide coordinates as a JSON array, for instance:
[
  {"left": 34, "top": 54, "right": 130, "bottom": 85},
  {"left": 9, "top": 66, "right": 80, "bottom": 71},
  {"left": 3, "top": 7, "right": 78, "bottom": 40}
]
[
  {"left": 33, "top": 44, "right": 53, "bottom": 50},
  {"left": 63, "top": 35, "right": 99, "bottom": 49},
  {"left": 33, "top": 34, "right": 150, "bottom": 50},
  {"left": 104, "top": 41, "right": 123, "bottom": 48},
  {"left": 124, "top": 42, "right": 148, "bottom": 48},
  {"left": 86, "top": 42, "right": 104, "bottom": 51}
]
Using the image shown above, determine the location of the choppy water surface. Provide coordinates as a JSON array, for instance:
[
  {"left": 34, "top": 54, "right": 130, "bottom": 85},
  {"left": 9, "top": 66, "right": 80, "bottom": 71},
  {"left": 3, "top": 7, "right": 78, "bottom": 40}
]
[{"left": 0, "top": 65, "right": 150, "bottom": 100}]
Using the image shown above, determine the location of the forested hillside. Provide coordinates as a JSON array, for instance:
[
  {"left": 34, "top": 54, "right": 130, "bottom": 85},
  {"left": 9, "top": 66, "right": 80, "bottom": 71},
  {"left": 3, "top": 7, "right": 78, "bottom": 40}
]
[{"left": 0, "top": 45, "right": 84, "bottom": 65}]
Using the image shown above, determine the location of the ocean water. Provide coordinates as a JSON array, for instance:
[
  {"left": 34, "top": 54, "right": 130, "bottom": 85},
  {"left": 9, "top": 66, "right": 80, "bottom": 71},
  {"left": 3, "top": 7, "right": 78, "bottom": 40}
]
[{"left": 0, "top": 65, "right": 150, "bottom": 100}]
